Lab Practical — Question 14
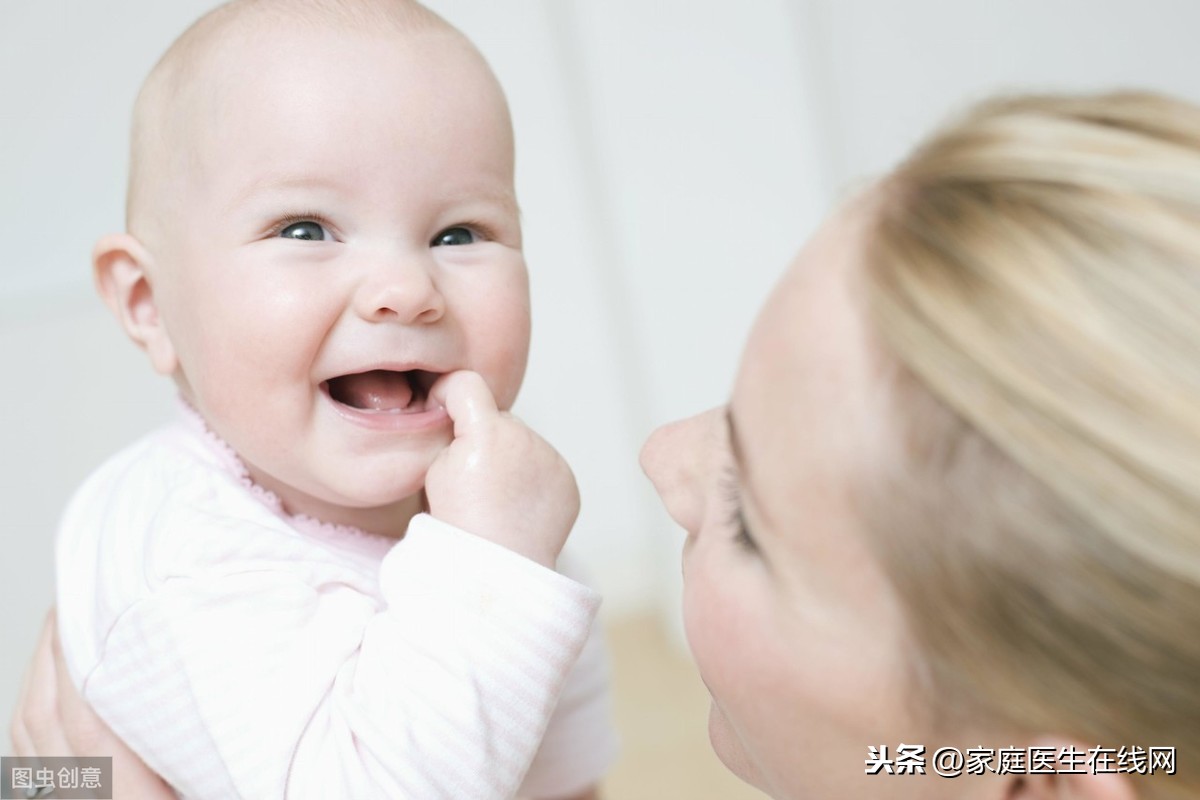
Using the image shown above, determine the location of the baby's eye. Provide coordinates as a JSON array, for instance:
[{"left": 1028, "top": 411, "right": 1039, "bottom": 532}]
[
  {"left": 278, "top": 220, "right": 330, "bottom": 241},
  {"left": 431, "top": 226, "right": 478, "bottom": 247}
]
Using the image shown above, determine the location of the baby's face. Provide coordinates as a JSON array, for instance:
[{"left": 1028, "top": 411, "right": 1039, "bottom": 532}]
[{"left": 149, "top": 27, "right": 529, "bottom": 533}]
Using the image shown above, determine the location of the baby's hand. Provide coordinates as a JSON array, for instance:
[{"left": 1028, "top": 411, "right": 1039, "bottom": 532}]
[{"left": 424, "top": 371, "right": 580, "bottom": 568}]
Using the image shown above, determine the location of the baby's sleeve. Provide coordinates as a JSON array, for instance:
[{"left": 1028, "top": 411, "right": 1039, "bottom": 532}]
[
  {"left": 516, "top": 558, "right": 619, "bottom": 799},
  {"left": 79, "top": 512, "right": 600, "bottom": 800}
]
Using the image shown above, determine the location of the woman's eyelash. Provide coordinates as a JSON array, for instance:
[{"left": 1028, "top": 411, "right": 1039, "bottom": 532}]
[{"left": 720, "top": 463, "right": 758, "bottom": 552}]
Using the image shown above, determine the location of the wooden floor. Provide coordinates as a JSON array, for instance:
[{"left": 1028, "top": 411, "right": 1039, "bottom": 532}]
[{"left": 601, "top": 614, "right": 767, "bottom": 800}]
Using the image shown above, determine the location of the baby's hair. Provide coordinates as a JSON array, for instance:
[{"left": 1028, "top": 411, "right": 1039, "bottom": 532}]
[
  {"left": 859, "top": 91, "right": 1200, "bottom": 798},
  {"left": 125, "top": 0, "right": 456, "bottom": 244}
]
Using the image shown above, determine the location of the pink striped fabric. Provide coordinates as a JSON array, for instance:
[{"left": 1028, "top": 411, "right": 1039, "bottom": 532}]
[{"left": 56, "top": 417, "right": 617, "bottom": 799}]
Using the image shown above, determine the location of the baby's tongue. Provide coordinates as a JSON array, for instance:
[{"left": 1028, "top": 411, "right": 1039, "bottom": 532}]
[{"left": 332, "top": 370, "right": 413, "bottom": 411}]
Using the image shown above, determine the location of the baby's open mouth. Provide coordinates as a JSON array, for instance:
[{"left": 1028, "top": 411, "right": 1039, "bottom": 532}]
[{"left": 323, "top": 369, "right": 440, "bottom": 414}]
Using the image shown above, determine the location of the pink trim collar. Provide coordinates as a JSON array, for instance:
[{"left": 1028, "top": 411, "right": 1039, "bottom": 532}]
[{"left": 175, "top": 396, "right": 388, "bottom": 544}]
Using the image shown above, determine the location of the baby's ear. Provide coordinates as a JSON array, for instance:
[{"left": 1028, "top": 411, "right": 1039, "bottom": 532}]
[{"left": 93, "top": 233, "right": 178, "bottom": 376}]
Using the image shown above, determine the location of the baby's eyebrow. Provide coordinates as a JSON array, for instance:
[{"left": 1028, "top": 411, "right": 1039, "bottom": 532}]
[
  {"left": 227, "top": 173, "right": 520, "bottom": 218},
  {"left": 227, "top": 172, "right": 348, "bottom": 210},
  {"left": 439, "top": 186, "right": 521, "bottom": 218}
]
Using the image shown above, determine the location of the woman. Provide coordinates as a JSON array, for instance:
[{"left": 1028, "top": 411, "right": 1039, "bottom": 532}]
[{"left": 13, "top": 91, "right": 1200, "bottom": 799}]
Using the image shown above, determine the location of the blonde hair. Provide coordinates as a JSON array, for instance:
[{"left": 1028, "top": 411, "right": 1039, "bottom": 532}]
[{"left": 860, "top": 92, "right": 1200, "bottom": 797}]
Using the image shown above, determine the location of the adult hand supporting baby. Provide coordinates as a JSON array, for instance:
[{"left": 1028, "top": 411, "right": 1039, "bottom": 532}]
[
  {"left": 426, "top": 370, "right": 580, "bottom": 569},
  {"left": 10, "top": 611, "right": 175, "bottom": 799}
]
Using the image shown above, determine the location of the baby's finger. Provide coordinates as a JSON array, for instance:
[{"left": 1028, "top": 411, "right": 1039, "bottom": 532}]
[{"left": 429, "top": 370, "right": 499, "bottom": 437}]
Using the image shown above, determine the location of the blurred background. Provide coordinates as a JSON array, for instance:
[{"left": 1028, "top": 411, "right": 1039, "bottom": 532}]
[{"left": 4, "top": 1, "right": 1200, "bottom": 797}]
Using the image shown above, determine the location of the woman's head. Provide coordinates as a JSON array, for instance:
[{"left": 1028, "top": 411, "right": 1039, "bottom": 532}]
[
  {"left": 642, "top": 205, "right": 937, "bottom": 799},
  {"left": 862, "top": 91, "right": 1200, "bottom": 798},
  {"left": 642, "top": 91, "right": 1200, "bottom": 799}
]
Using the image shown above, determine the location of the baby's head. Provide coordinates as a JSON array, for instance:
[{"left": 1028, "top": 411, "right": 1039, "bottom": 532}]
[{"left": 95, "top": 0, "right": 531, "bottom": 535}]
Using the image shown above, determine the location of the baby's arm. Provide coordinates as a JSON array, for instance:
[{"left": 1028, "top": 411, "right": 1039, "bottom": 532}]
[
  {"left": 15, "top": 612, "right": 602, "bottom": 800},
  {"left": 81, "top": 514, "right": 595, "bottom": 799},
  {"left": 430, "top": 373, "right": 618, "bottom": 799},
  {"left": 74, "top": 372, "right": 593, "bottom": 799},
  {"left": 517, "top": 554, "right": 619, "bottom": 799},
  {"left": 430, "top": 371, "right": 615, "bottom": 800}
]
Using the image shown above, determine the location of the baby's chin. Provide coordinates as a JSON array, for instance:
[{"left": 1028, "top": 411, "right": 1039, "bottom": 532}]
[
  {"left": 324, "top": 463, "right": 435, "bottom": 506},
  {"left": 291, "top": 489, "right": 428, "bottom": 538},
  {"left": 259, "top": 456, "right": 441, "bottom": 537}
]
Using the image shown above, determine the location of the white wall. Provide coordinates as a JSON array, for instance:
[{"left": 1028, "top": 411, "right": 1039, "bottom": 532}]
[
  {"left": 813, "top": 0, "right": 1200, "bottom": 187},
  {"left": 5, "top": 0, "right": 1200, "bottom": 737}
]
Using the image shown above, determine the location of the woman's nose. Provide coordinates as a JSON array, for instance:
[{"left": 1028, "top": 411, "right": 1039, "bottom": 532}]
[
  {"left": 353, "top": 253, "right": 446, "bottom": 325},
  {"left": 639, "top": 408, "right": 720, "bottom": 536}
]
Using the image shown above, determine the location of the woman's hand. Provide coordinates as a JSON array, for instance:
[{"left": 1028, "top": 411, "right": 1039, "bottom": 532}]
[{"left": 10, "top": 610, "right": 175, "bottom": 799}]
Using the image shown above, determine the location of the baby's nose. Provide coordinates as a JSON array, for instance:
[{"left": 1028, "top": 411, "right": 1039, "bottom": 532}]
[{"left": 353, "top": 254, "right": 446, "bottom": 325}]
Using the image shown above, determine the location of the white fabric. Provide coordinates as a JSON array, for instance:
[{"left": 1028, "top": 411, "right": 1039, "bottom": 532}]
[{"left": 56, "top": 415, "right": 617, "bottom": 799}]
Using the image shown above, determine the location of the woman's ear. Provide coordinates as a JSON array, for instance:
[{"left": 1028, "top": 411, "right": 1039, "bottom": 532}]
[
  {"left": 93, "top": 233, "right": 178, "bottom": 376},
  {"left": 1006, "top": 739, "right": 1138, "bottom": 800}
]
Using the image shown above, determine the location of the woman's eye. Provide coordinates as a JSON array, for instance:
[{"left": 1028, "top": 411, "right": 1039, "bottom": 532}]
[
  {"left": 733, "top": 514, "right": 759, "bottom": 553},
  {"left": 721, "top": 464, "right": 759, "bottom": 554},
  {"left": 432, "top": 226, "right": 478, "bottom": 247},
  {"left": 278, "top": 220, "right": 330, "bottom": 241}
]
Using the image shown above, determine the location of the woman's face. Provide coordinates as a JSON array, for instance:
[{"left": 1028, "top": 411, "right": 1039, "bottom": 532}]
[{"left": 641, "top": 205, "right": 981, "bottom": 799}]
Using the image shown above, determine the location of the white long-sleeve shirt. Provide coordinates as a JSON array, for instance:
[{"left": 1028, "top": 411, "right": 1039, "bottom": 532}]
[{"left": 55, "top": 410, "right": 617, "bottom": 799}]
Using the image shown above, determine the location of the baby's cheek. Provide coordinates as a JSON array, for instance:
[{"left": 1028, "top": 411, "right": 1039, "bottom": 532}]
[{"left": 478, "top": 314, "right": 531, "bottom": 410}]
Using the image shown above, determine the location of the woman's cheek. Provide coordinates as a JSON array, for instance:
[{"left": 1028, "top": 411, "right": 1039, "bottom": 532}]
[
  {"left": 682, "top": 543, "right": 748, "bottom": 704},
  {"left": 682, "top": 548, "right": 770, "bottom": 788},
  {"left": 706, "top": 702, "right": 759, "bottom": 787}
]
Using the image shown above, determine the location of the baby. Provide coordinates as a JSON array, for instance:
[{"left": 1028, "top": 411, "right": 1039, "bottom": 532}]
[{"left": 54, "top": 1, "right": 617, "bottom": 798}]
